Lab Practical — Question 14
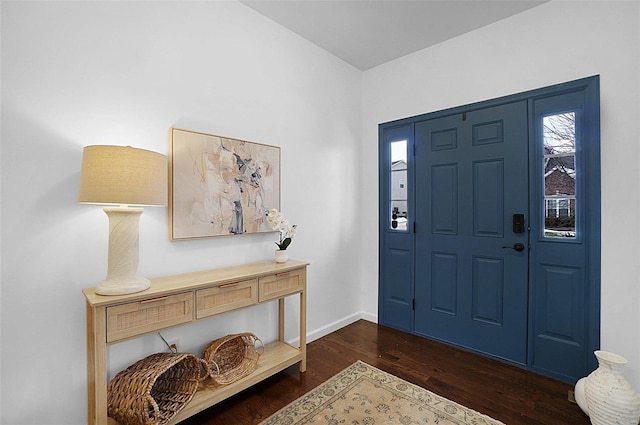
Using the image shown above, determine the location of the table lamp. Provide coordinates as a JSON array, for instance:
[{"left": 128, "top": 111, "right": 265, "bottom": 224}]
[{"left": 78, "top": 145, "right": 167, "bottom": 295}]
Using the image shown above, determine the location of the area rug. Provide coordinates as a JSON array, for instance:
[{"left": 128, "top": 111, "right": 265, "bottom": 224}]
[{"left": 260, "top": 361, "right": 504, "bottom": 425}]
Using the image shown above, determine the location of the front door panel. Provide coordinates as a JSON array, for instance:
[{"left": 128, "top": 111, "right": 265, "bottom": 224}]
[
  {"left": 378, "top": 124, "right": 414, "bottom": 332},
  {"left": 378, "top": 76, "right": 600, "bottom": 382},
  {"left": 414, "top": 101, "right": 529, "bottom": 364},
  {"left": 528, "top": 86, "right": 601, "bottom": 381}
]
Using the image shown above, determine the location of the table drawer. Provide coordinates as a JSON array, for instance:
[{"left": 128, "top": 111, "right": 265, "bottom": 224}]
[
  {"left": 196, "top": 279, "right": 258, "bottom": 319},
  {"left": 259, "top": 268, "right": 305, "bottom": 302},
  {"left": 106, "top": 292, "right": 194, "bottom": 342}
]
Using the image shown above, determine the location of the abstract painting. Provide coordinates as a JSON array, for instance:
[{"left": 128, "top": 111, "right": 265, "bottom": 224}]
[{"left": 169, "top": 128, "right": 280, "bottom": 240}]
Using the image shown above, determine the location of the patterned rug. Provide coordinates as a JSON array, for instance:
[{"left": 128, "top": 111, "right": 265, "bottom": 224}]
[{"left": 260, "top": 361, "right": 504, "bottom": 425}]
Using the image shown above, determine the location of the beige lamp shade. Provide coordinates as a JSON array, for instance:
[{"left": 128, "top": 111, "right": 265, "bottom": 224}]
[{"left": 78, "top": 145, "right": 167, "bottom": 206}]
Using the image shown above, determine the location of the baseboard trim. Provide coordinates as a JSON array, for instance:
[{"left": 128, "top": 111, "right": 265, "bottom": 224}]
[{"left": 287, "top": 311, "right": 378, "bottom": 346}]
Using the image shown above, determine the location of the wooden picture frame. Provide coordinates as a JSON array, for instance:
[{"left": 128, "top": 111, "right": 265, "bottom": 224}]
[{"left": 169, "top": 128, "right": 280, "bottom": 240}]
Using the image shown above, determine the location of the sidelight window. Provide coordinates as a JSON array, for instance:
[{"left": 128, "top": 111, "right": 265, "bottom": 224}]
[
  {"left": 390, "top": 140, "right": 408, "bottom": 231},
  {"left": 542, "top": 112, "right": 576, "bottom": 238}
]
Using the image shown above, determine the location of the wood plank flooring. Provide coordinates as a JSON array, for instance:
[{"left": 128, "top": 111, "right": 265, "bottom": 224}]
[{"left": 181, "top": 319, "right": 590, "bottom": 424}]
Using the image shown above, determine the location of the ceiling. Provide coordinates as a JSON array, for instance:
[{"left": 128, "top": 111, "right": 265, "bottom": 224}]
[{"left": 240, "top": 0, "right": 548, "bottom": 71}]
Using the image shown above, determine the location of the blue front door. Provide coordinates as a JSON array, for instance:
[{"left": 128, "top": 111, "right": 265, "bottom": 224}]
[
  {"left": 378, "top": 76, "right": 601, "bottom": 382},
  {"left": 414, "top": 101, "right": 529, "bottom": 364},
  {"left": 379, "top": 124, "right": 414, "bottom": 332},
  {"left": 528, "top": 82, "right": 601, "bottom": 381}
]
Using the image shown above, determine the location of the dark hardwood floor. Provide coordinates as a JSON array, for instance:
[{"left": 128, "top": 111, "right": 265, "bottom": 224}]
[{"left": 181, "top": 320, "right": 590, "bottom": 424}]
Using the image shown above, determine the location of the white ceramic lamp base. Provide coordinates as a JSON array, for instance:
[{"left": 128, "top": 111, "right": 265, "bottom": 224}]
[{"left": 95, "top": 207, "right": 151, "bottom": 296}]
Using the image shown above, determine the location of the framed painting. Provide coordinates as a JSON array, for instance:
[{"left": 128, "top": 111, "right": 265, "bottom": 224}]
[{"left": 169, "top": 128, "right": 280, "bottom": 240}]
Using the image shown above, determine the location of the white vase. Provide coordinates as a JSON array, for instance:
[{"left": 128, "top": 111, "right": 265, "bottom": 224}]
[
  {"left": 583, "top": 350, "right": 640, "bottom": 425},
  {"left": 274, "top": 250, "right": 288, "bottom": 263},
  {"left": 574, "top": 377, "right": 589, "bottom": 416}
]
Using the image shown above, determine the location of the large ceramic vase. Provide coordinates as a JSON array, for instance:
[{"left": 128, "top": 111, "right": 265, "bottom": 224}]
[
  {"left": 583, "top": 351, "right": 640, "bottom": 425},
  {"left": 574, "top": 376, "right": 589, "bottom": 416}
]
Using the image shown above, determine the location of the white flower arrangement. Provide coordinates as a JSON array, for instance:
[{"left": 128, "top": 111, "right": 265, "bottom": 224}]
[{"left": 266, "top": 208, "right": 297, "bottom": 250}]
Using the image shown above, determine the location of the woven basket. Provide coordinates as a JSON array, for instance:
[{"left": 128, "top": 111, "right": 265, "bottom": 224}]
[
  {"left": 107, "top": 352, "right": 207, "bottom": 425},
  {"left": 202, "top": 333, "right": 264, "bottom": 385}
]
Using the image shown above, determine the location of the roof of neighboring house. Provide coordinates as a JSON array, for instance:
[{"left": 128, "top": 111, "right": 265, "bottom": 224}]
[
  {"left": 544, "top": 154, "right": 575, "bottom": 177},
  {"left": 392, "top": 160, "right": 407, "bottom": 171}
]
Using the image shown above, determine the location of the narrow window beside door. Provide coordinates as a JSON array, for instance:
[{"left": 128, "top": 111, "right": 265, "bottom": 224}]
[
  {"left": 543, "top": 112, "right": 576, "bottom": 238},
  {"left": 390, "top": 140, "right": 408, "bottom": 231}
]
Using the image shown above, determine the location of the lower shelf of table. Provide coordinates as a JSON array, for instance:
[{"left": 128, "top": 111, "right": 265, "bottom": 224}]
[{"left": 107, "top": 340, "right": 304, "bottom": 425}]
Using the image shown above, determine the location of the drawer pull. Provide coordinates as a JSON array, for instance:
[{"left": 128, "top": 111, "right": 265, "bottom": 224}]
[
  {"left": 139, "top": 296, "right": 169, "bottom": 304},
  {"left": 275, "top": 272, "right": 291, "bottom": 278},
  {"left": 219, "top": 282, "right": 239, "bottom": 289}
]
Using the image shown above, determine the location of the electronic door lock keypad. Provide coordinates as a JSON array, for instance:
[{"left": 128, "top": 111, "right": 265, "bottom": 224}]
[{"left": 513, "top": 214, "right": 525, "bottom": 234}]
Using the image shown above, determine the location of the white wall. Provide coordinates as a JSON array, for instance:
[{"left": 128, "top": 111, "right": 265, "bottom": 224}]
[
  {"left": 361, "top": 0, "right": 640, "bottom": 389},
  {"left": 0, "top": 2, "right": 362, "bottom": 424}
]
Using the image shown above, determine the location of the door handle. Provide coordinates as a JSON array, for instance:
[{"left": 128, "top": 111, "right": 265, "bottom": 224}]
[{"left": 502, "top": 243, "right": 526, "bottom": 252}]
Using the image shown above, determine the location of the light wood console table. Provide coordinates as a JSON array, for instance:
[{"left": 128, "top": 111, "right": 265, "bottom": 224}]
[{"left": 83, "top": 260, "right": 308, "bottom": 425}]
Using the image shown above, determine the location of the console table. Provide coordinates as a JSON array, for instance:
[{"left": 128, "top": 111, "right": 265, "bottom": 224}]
[{"left": 83, "top": 259, "right": 308, "bottom": 425}]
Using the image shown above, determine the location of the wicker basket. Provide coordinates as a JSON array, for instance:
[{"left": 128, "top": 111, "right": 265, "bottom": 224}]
[
  {"left": 202, "top": 333, "right": 264, "bottom": 385},
  {"left": 107, "top": 352, "right": 207, "bottom": 425}
]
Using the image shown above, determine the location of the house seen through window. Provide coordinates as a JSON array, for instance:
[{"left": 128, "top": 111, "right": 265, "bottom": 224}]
[
  {"left": 543, "top": 112, "right": 576, "bottom": 238},
  {"left": 390, "top": 140, "right": 408, "bottom": 230}
]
